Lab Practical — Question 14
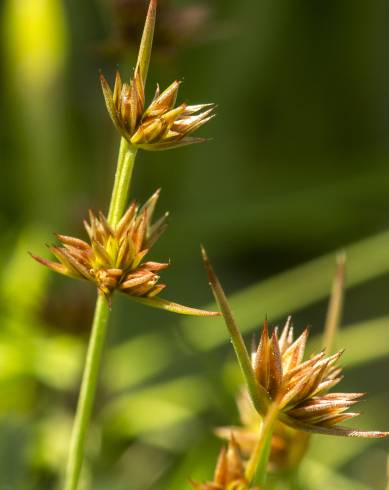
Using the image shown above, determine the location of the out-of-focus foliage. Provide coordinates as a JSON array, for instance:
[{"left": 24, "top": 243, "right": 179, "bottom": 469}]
[{"left": 1, "top": 0, "right": 389, "bottom": 489}]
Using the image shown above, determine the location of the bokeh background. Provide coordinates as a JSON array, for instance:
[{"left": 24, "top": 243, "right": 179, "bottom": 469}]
[{"left": 1, "top": 0, "right": 389, "bottom": 488}]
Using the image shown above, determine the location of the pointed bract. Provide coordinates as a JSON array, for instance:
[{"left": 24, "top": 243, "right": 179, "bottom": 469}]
[
  {"left": 251, "top": 318, "right": 389, "bottom": 438},
  {"left": 135, "top": 0, "right": 157, "bottom": 85},
  {"left": 128, "top": 295, "right": 219, "bottom": 317},
  {"left": 31, "top": 191, "right": 218, "bottom": 317},
  {"left": 100, "top": 0, "right": 215, "bottom": 151},
  {"left": 215, "top": 388, "right": 310, "bottom": 473},
  {"left": 190, "top": 437, "right": 260, "bottom": 490},
  {"left": 201, "top": 246, "right": 270, "bottom": 416}
]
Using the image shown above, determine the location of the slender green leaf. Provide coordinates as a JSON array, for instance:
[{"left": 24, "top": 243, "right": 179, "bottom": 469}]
[{"left": 182, "top": 230, "right": 389, "bottom": 350}]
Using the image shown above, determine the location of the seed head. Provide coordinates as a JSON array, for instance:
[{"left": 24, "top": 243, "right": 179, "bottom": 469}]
[
  {"left": 216, "top": 389, "right": 309, "bottom": 472},
  {"left": 190, "top": 436, "right": 259, "bottom": 490},
  {"left": 202, "top": 247, "right": 388, "bottom": 437},
  {"left": 100, "top": 0, "right": 215, "bottom": 150},
  {"left": 252, "top": 317, "right": 388, "bottom": 437},
  {"left": 31, "top": 190, "right": 218, "bottom": 317},
  {"left": 101, "top": 69, "right": 215, "bottom": 150}
]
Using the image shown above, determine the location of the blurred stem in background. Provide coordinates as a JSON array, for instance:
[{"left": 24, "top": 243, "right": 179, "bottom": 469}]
[
  {"left": 2, "top": 0, "right": 68, "bottom": 225},
  {"left": 322, "top": 253, "right": 345, "bottom": 354},
  {"left": 386, "top": 456, "right": 389, "bottom": 490}
]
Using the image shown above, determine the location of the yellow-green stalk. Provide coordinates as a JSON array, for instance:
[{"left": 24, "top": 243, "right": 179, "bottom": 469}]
[
  {"left": 30, "top": 0, "right": 217, "bottom": 486},
  {"left": 322, "top": 252, "right": 346, "bottom": 354}
]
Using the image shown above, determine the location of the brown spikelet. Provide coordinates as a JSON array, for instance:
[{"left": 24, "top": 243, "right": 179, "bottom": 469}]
[
  {"left": 99, "top": 2, "right": 215, "bottom": 151},
  {"left": 101, "top": 69, "right": 215, "bottom": 151},
  {"left": 31, "top": 191, "right": 218, "bottom": 317},
  {"left": 190, "top": 437, "right": 260, "bottom": 490},
  {"left": 215, "top": 388, "right": 310, "bottom": 473},
  {"left": 251, "top": 318, "right": 389, "bottom": 438}
]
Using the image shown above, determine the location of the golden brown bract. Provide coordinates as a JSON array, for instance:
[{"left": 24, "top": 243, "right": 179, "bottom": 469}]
[
  {"left": 100, "top": 66, "right": 215, "bottom": 150},
  {"left": 31, "top": 190, "right": 168, "bottom": 301},
  {"left": 190, "top": 438, "right": 260, "bottom": 490},
  {"left": 31, "top": 190, "right": 219, "bottom": 316},
  {"left": 216, "top": 389, "right": 309, "bottom": 473},
  {"left": 252, "top": 318, "right": 388, "bottom": 437}
]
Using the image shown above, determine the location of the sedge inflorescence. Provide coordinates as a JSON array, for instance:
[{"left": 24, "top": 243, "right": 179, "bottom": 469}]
[
  {"left": 32, "top": 190, "right": 218, "bottom": 316},
  {"left": 100, "top": 66, "right": 215, "bottom": 151},
  {"left": 216, "top": 389, "right": 309, "bottom": 473},
  {"left": 32, "top": 190, "right": 168, "bottom": 301},
  {"left": 252, "top": 317, "right": 387, "bottom": 438},
  {"left": 191, "top": 437, "right": 259, "bottom": 490}
]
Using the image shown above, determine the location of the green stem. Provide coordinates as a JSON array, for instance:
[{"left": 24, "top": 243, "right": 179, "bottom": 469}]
[
  {"left": 63, "top": 137, "right": 138, "bottom": 490},
  {"left": 63, "top": 294, "right": 109, "bottom": 490},
  {"left": 245, "top": 402, "right": 279, "bottom": 487},
  {"left": 386, "top": 455, "right": 389, "bottom": 490},
  {"left": 107, "top": 138, "right": 138, "bottom": 227}
]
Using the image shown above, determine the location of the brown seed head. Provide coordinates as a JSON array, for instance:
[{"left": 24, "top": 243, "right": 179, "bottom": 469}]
[
  {"left": 216, "top": 389, "right": 310, "bottom": 472},
  {"left": 190, "top": 437, "right": 260, "bottom": 490},
  {"left": 101, "top": 69, "right": 215, "bottom": 150},
  {"left": 32, "top": 190, "right": 167, "bottom": 300},
  {"left": 31, "top": 191, "right": 219, "bottom": 317},
  {"left": 100, "top": 0, "right": 215, "bottom": 150},
  {"left": 252, "top": 317, "right": 388, "bottom": 437}
]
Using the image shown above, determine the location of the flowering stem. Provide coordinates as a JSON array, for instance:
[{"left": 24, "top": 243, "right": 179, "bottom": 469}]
[
  {"left": 63, "top": 294, "right": 109, "bottom": 490},
  {"left": 63, "top": 138, "right": 137, "bottom": 490},
  {"left": 107, "top": 138, "right": 138, "bottom": 227},
  {"left": 245, "top": 402, "right": 279, "bottom": 486},
  {"left": 386, "top": 455, "right": 389, "bottom": 490}
]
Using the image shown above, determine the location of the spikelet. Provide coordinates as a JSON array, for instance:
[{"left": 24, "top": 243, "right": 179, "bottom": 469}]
[
  {"left": 100, "top": 0, "right": 215, "bottom": 151},
  {"left": 31, "top": 190, "right": 218, "bottom": 317},
  {"left": 190, "top": 436, "right": 260, "bottom": 490},
  {"left": 251, "top": 317, "right": 388, "bottom": 438}
]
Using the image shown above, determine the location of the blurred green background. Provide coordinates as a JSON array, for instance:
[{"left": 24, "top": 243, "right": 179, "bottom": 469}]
[{"left": 1, "top": 0, "right": 389, "bottom": 488}]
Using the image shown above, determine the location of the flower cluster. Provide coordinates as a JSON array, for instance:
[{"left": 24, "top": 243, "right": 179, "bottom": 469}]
[
  {"left": 252, "top": 317, "right": 386, "bottom": 437},
  {"left": 253, "top": 318, "right": 385, "bottom": 437},
  {"left": 210, "top": 316, "right": 387, "bottom": 486},
  {"left": 191, "top": 437, "right": 259, "bottom": 490},
  {"left": 100, "top": 67, "right": 215, "bottom": 150},
  {"left": 216, "top": 388, "right": 309, "bottom": 473},
  {"left": 32, "top": 190, "right": 166, "bottom": 299},
  {"left": 31, "top": 190, "right": 217, "bottom": 316},
  {"left": 200, "top": 246, "right": 389, "bottom": 489}
]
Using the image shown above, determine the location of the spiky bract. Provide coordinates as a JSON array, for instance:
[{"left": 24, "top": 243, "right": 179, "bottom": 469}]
[
  {"left": 191, "top": 437, "right": 259, "bottom": 490},
  {"left": 101, "top": 68, "right": 215, "bottom": 150},
  {"left": 32, "top": 190, "right": 167, "bottom": 299},
  {"left": 253, "top": 317, "right": 388, "bottom": 437},
  {"left": 216, "top": 389, "right": 309, "bottom": 472},
  {"left": 31, "top": 190, "right": 219, "bottom": 317}
]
